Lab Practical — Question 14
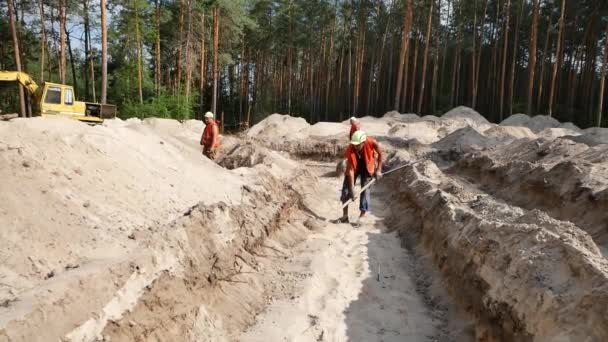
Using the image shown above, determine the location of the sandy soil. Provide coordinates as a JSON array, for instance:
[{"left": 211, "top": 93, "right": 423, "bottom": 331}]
[
  {"left": 3, "top": 107, "right": 608, "bottom": 341},
  {"left": 240, "top": 169, "right": 472, "bottom": 342}
]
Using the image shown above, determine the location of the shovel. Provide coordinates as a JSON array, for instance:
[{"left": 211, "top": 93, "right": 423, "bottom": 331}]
[{"left": 341, "top": 162, "right": 415, "bottom": 209}]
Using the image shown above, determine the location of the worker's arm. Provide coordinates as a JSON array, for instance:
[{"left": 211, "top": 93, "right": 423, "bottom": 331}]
[
  {"left": 211, "top": 123, "right": 220, "bottom": 147},
  {"left": 373, "top": 140, "right": 384, "bottom": 178}
]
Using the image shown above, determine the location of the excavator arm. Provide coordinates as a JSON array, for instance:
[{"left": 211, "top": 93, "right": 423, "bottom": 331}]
[{"left": 0, "top": 71, "right": 40, "bottom": 99}]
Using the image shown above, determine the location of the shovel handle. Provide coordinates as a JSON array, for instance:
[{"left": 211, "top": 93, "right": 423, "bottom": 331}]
[
  {"left": 340, "top": 161, "right": 417, "bottom": 209},
  {"left": 341, "top": 178, "right": 377, "bottom": 209}
]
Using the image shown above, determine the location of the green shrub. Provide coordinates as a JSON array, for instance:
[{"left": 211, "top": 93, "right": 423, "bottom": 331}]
[{"left": 119, "top": 94, "right": 194, "bottom": 120}]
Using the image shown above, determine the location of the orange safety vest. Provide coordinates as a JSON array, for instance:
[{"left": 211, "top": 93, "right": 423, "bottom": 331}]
[
  {"left": 344, "top": 137, "right": 377, "bottom": 176},
  {"left": 201, "top": 120, "right": 220, "bottom": 148},
  {"left": 349, "top": 122, "right": 361, "bottom": 139}
]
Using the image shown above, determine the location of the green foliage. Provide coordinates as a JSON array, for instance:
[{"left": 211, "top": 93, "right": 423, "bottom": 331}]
[{"left": 119, "top": 93, "right": 194, "bottom": 120}]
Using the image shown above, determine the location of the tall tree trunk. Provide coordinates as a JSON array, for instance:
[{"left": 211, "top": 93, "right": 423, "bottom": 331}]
[
  {"left": 337, "top": 45, "right": 345, "bottom": 116},
  {"left": 347, "top": 32, "right": 352, "bottom": 116},
  {"left": 451, "top": 4, "right": 461, "bottom": 108},
  {"left": 59, "top": 0, "right": 66, "bottom": 84},
  {"left": 597, "top": 21, "right": 608, "bottom": 127},
  {"left": 440, "top": 0, "right": 452, "bottom": 105},
  {"left": 526, "top": 0, "right": 540, "bottom": 115},
  {"left": 83, "top": 0, "right": 90, "bottom": 100},
  {"left": 176, "top": 0, "right": 185, "bottom": 92},
  {"left": 375, "top": 2, "right": 392, "bottom": 112},
  {"left": 50, "top": 5, "right": 60, "bottom": 79},
  {"left": 488, "top": 0, "right": 500, "bottom": 111},
  {"left": 508, "top": 0, "right": 523, "bottom": 116},
  {"left": 199, "top": 11, "right": 206, "bottom": 116},
  {"left": 100, "top": 0, "right": 108, "bottom": 104},
  {"left": 212, "top": 5, "right": 220, "bottom": 115},
  {"left": 288, "top": 1, "right": 293, "bottom": 115},
  {"left": 548, "top": 0, "right": 566, "bottom": 117},
  {"left": 394, "top": 0, "right": 413, "bottom": 110},
  {"left": 18, "top": 0, "right": 26, "bottom": 73},
  {"left": 8, "top": 0, "right": 26, "bottom": 117},
  {"left": 471, "top": 0, "right": 478, "bottom": 107},
  {"left": 184, "top": 0, "right": 193, "bottom": 98},
  {"left": 400, "top": 44, "right": 410, "bottom": 113},
  {"left": 473, "top": 0, "right": 488, "bottom": 110},
  {"left": 498, "top": 0, "right": 511, "bottom": 121},
  {"left": 366, "top": 51, "right": 374, "bottom": 115},
  {"left": 386, "top": 38, "right": 393, "bottom": 111},
  {"left": 353, "top": 6, "right": 366, "bottom": 116},
  {"left": 239, "top": 39, "right": 245, "bottom": 121},
  {"left": 66, "top": 28, "right": 78, "bottom": 91},
  {"left": 537, "top": 13, "right": 552, "bottom": 113},
  {"left": 431, "top": 0, "right": 442, "bottom": 114},
  {"left": 134, "top": 0, "right": 144, "bottom": 104},
  {"left": 155, "top": 0, "right": 162, "bottom": 96},
  {"left": 38, "top": 0, "right": 46, "bottom": 82},
  {"left": 326, "top": 1, "right": 338, "bottom": 119},
  {"left": 410, "top": 33, "right": 419, "bottom": 112},
  {"left": 472, "top": 0, "right": 488, "bottom": 109},
  {"left": 417, "top": 0, "right": 434, "bottom": 115}
]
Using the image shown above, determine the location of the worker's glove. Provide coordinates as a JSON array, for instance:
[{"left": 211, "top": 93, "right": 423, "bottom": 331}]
[{"left": 375, "top": 170, "right": 383, "bottom": 180}]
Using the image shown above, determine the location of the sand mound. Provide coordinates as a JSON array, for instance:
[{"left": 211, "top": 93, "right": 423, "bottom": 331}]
[
  {"left": 303, "top": 121, "right": 348, "bottom": 137},
  {"left": 382, "top": 111, "right": 421, "bottom": 122},
  {"left": 182, "top": 119, "right": 205, "bottom": 133},
  {"left": 421, "top": 115, "right": 441, "bottom": 122},
  {"left": 0, "top": 116, "right": 245, "bottom": 316},
  {"left": 442, "top": 106, "right": 489, "bottom": 124},
  {"left": 247, "top": 114, "right": 310, "bottom": 140},
  {"left": 564, "top": 127, "right": 608, "bottom": 146},
  {"left": 218, "top": 141, "right": 298, "bottom": 178},
  {"left": 382, "top": 111, "right": 402, "bottom": 119},
  {"left": 538, "top": 127, "right": 581, "bottom": 140},
  {"left": 388, "top": 121, "right": 444, "bottom": 144},
  {"left": 483, "top": 125, "right": 537, "bottom": 141},
  {"left": 559, "top": 122, "right": 581, "bottom": 131},
  {"left": 432, "top": 126, "right": 494, "bottom": 152},
  {"left": 501, "top": 114, "right": 561, "bottom": 132}
]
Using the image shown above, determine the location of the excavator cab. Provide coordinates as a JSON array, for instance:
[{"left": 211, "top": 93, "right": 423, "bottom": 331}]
[{"left": 39, "top": 82, "right": 97, "bottom": 122}]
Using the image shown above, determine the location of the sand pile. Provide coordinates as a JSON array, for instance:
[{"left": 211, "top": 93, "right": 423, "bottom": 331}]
[
  {"left": 388, "top": 121, "right": 445, "bottom": 144},
  {"left": 455, "top": 137, "right": 608, "bottom": 248},
  {"left": 0, "top": 117, "right": 263, "bottom": 341},
  {"left": 302, "top": 121, "right": 349, "bottom": 138},
  {"left": 247, "top": 114, "right": 310, "bottom": 141},
  {"left": 382, "top": 111, "right": 421, "bottom": 122},
  {"left": 431, "top": 126, "right": 496, "bottom": 153},
  {"left": 537, "top": 127, "right": 581, "bottom": 140},
  {"left": 386, "top": 160, "right": 608, "bottom": 341},
  {"left": 217, "top": 141, "right": 298, "bottom": 179},
  {"left": 342, "top": 116, "right": 392, "bottom": 137},
  {"left": 483, "top": 125, "right": 537, "bottom": 141},
  {"left": 442, "top": 106, "right": 490, "bottom": 125},
  {"left": 500, "top": 114, "right": 562, "bottom": 132},
  {"left": 567, "top": 127, "right": 608, "bottom": 146}
]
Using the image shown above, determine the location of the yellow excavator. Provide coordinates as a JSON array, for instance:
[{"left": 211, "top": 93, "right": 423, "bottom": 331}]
[{"left": 0, "top": 71, "right": 116, "bottom": 123}]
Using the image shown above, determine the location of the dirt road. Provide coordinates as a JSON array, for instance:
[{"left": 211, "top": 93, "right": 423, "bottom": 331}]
[{"left": 240, "top": 166, "right": 473, "bottom": 342}]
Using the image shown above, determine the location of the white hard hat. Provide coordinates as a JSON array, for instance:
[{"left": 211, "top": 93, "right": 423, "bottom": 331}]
[
  {"left": 350, "top": 130, "right": 367, "bottom": 145},
  {"left": 204, "top": 111, "right": 214, "bottom": 118},
  {"left": 350, "top": 116, "right": 359, "bottom": 123}
]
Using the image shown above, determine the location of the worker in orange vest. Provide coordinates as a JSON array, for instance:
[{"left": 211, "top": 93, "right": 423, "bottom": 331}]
[
  {"left": 337, "top": 130, "right": 384, "bottom": 224},
  {"left": 349, "top": 117, "right": 361, "bottom": 139},
  {"left": 200, "top": 111, "right": 220, "bottom": 160}
]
